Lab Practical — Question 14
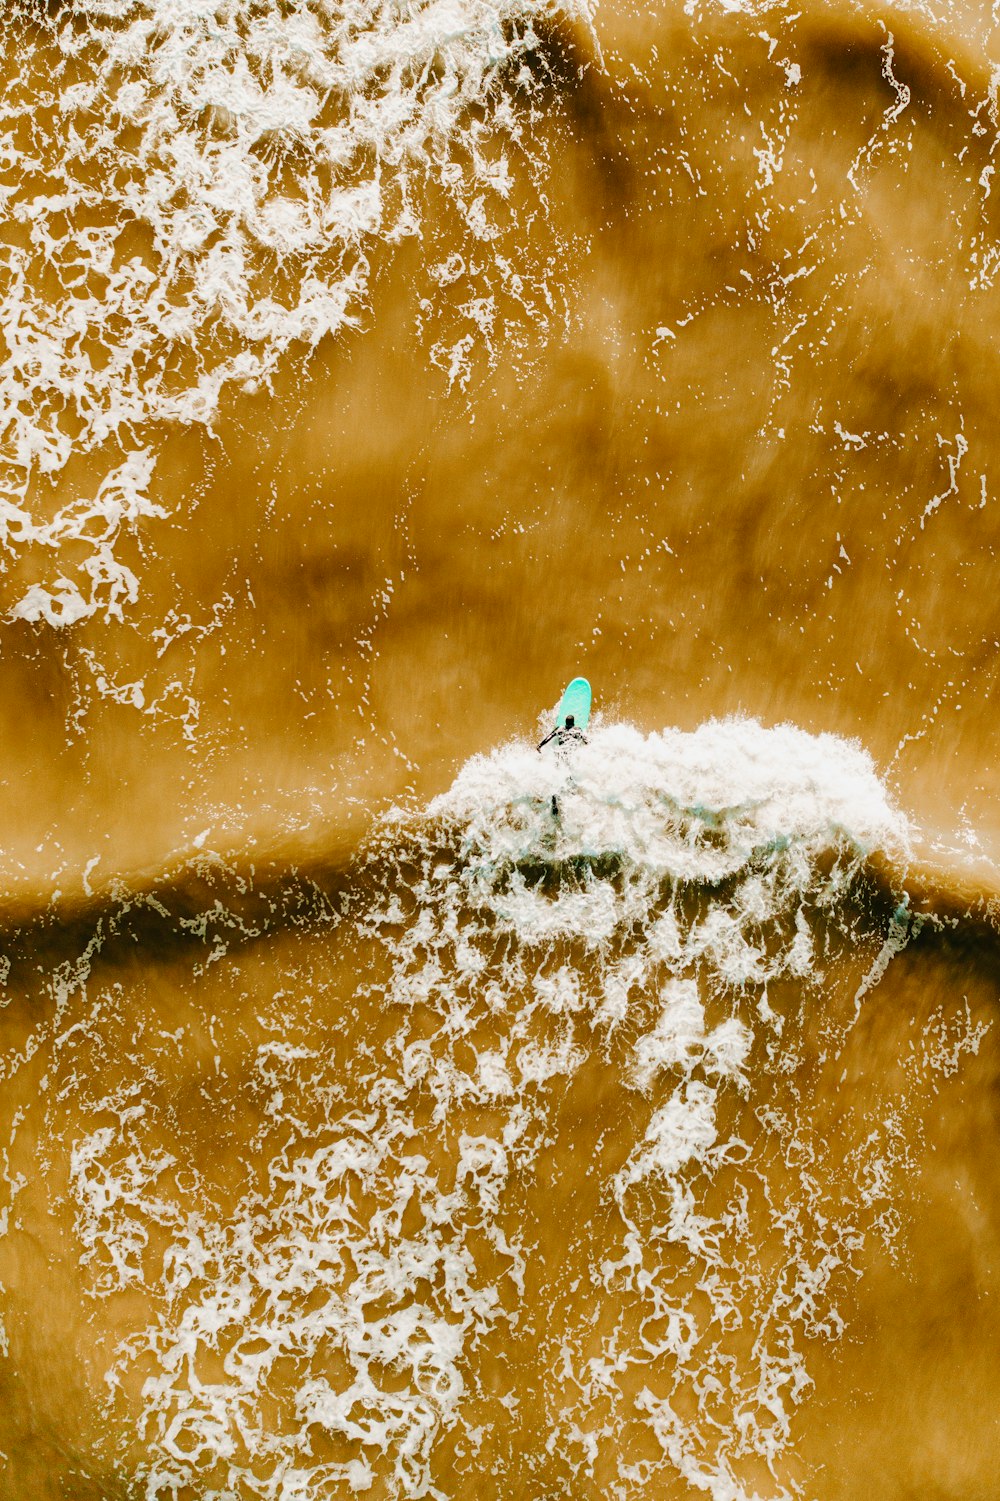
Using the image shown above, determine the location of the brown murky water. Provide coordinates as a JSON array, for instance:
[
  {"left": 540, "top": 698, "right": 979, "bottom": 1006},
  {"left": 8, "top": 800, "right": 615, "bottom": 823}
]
[{"left": 1, "top": 0, "right": 1000, "bottom": 1496}]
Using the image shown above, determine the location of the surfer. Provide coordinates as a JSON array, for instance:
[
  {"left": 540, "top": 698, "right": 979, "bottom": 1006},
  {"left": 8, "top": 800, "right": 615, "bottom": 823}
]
[
  {"left": 539, "top": 679, "right": 591, "bottom": 815},
  {"left": 538, "top": 697, "right": 589, "bottom": 817},
  {"left": 537, "top": 713, "right": 587, "bottom": 753}
]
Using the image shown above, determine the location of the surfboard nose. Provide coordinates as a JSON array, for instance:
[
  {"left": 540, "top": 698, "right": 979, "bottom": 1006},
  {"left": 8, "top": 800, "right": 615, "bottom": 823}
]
[{"left": 557, "top": 677, "right": 592, "bottom": 730}]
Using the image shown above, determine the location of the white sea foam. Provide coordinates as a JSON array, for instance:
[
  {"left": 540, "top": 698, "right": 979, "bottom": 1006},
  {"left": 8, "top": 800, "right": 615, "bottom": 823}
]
[
  {"left": 424, "top": 716, "right": 909, "bottom": 941},
  {"left": 459, "top": 716, "right": 897, "bottom": 842},
  {"left": 1, "top": 0, "right": 574, "bottom": 624},
  {"left": 11, "top": 718, "right": 945, "bottom": 1499}
]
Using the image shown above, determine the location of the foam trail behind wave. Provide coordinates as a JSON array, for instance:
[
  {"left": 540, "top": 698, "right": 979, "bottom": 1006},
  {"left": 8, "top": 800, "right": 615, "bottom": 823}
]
[{"left": 1, "top": 0, "right": 575, "bottom": 624}]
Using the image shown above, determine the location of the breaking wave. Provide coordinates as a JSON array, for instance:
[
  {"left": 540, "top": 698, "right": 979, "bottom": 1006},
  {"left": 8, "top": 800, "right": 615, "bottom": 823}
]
[{"left": 5, "top": 716, "right": 987, "bottom": 1499}]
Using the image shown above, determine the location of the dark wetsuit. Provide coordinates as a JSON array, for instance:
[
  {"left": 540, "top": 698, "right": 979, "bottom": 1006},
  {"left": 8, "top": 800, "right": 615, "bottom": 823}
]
[{"left": 537, "top": 714, "right": 587, "bottom": 753}]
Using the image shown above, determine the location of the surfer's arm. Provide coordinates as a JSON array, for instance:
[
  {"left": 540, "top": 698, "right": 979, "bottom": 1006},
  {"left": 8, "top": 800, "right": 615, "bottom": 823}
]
[{"left": 537, "top": 729, "right": 558, "bottom": 751}]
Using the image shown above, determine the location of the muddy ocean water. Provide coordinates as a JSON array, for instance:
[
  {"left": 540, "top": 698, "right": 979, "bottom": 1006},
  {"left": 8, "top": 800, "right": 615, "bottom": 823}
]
[{"left": 1, "top": 0, "right": 1000, "bottom": 1496}]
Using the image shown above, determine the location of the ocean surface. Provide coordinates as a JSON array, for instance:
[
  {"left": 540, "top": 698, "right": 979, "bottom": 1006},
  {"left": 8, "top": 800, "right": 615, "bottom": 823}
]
[{"left": 1, "top": 0, "right": 1000, "bottom": 1497}]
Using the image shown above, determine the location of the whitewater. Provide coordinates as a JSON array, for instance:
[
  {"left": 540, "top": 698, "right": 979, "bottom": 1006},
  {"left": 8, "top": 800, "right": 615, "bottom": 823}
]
[{"left": 2, "top": 716, "right": 986, "bottom": 1499}]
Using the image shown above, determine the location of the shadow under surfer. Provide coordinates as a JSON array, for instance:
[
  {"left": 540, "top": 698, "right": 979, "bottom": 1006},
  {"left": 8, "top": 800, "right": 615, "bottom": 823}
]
[{"left": 538, "top": 713, "right": 587, "bottom": 816}]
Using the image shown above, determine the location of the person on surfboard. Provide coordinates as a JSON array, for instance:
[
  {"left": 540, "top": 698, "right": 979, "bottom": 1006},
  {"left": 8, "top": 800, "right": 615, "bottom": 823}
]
[
  {"left": 538, "top": 677, "right": 592, "bottom": 815},
  {"left": 538, "top": 677, "right": 592, "bottom": 752},
  {"left": 537, "top": 713, "right": 587, "bottom": 752}
]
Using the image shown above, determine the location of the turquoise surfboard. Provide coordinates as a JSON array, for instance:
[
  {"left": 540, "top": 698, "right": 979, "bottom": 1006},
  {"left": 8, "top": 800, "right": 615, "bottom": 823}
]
[{"left": 556, "top": 677, "right": 592, "bottom": 730}]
